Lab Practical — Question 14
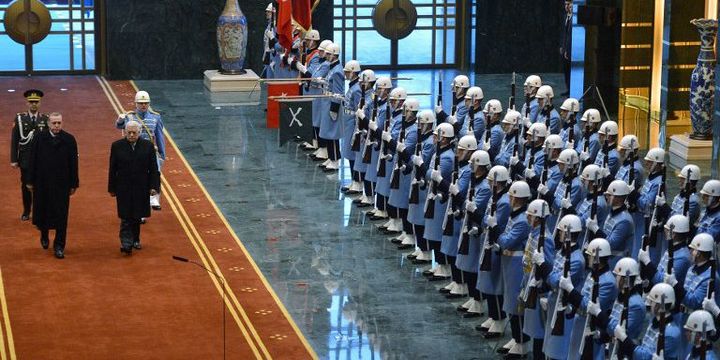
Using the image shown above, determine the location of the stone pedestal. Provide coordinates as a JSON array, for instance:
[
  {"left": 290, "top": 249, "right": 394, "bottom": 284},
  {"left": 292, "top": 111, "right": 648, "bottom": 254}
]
[
  {"left": 668, "top": 133, "right": 713, "bottom": 168},
  {"left": 203, "top": 69, "right": 259, "bottom": 92}
]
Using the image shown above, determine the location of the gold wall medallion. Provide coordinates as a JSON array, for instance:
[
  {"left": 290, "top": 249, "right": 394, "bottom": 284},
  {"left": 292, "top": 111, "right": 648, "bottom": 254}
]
[
  {"left": 3, "top": 0, "right": 52, "bottom": 45},
  {"left": 372, "top": 0, "right": 418, "bottom": 40}
]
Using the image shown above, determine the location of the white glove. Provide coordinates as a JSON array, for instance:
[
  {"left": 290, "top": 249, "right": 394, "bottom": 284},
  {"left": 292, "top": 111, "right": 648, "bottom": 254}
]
[
  {"left": 587, "top": 301, "right": 601, "bottom": 316},
  {"left": 368, "top": 120, "right": 378, "bottom": 131},
  {"left": 486, "top": 215, "right": 497, "bottom": 228},
  {"left": 296, "top": 63, "right": 307, "bottom": 73},
  {"left": 524, "top": 168, "right": 536, "bottom": 179},
  {"left": 656, "top": 194, "right": 666, "bottom": 207},
  {"left": 436, "top": 193, "right": 444, "bottom": 202},
  {"left": 559, "top": 276, "right": 574, "bottom": 292},
  {"left": 664, "top": 273, "right": 678, "bottom": 287},
  {"left": 286, "top": 56, "right": 294, "bottom": 65},
  {"left": 483, "top": 141, "right": 491, "bottom": 151},
  {"left": 523, "top": 117, "right": 532, "bottom": 129},
  {"left": 313, "top": 77, "right": 327, "bottom": 85},
  {"left": 490, "top": 243, "right": 501, "bottom": 252},
  {"left": 587, "top": 218, "right": 599, "bottom": 233},
  {"left": 703, "top": 295, "right": 720, "bottom": 317},
  {"left": 332, "top": 93, "right": 345, "bottom": 101},
  {"left": 382, "top": 154, "right": 393, "bottom": 160},
  {"left": 382, "top": 131, "right": 392, "bottom": 142},
  {"left": 580, "top": 151, "right": 590, "bottom": 161},
  {"left": 651, "top": 352, "right": 664, "bottom": 360},
  {"left": 355, "top": 108, "right": 366, "bottom": 120},
  {"left": 431, "top": 169, "right": 443, "bottom": 183},
  {"left": 468, "top": 227, "right": 479, "bottom": 236},
  {"left": 447, "top": 115, "right": 457, "bottom": 125},
  {"left": 435, "top": 105, "right": 444, "bottom": 114},
  {"left": 561, "top": 198, "right": 572, "bottom": 209},
  {"left": 330, "top": 111, "right": 338, "bottom": 121},
  {"left": 532, "top": 250, "right": 545, "bottom": 265},
  {"left": 566, "top": 140, "right": 575, "bottom": 150},
  {"left": 638, "top": 247, "right": 651, "bottom": 265},
  {"left": 540, "top": 297, "right": 549, "bottom": 311},
  {"left": 466, "top": 201, "right": 477, "bottom": 213},
  {"left": 614, "top": 325, "right": 628, "bottom": 342},
  {"left": 449, "top": 183, "right": 460, "bottom": 196},
  {"left": 396, "top": 142, "right": 406, "bottom": 153},
  {"left": 510, "top": 156, "right": 520, "bottom": 166},
  {"left": 601, "top": 167, "right": 611, "bottom": 178},
  {"left": 538, "top": 183, "right": 549, "bottom": 195},
  {"left": 627, "top": 181, "right": 635, "bottom": 193},
  {"left": 412, "top": 155, "right": 423, "bottom": 167}
]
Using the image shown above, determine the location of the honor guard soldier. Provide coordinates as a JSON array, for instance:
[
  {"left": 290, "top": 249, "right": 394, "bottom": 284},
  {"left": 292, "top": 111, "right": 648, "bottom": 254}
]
[
  {"left": 639, "top": 214, "right": 693, "bottom": 291},
  {"left": 577, "top": 164, "right": 609, "bottom": 245},
  {"left": 594, "top": 120, "right": 620, "bottom": 182},
  {"left": 633, "top": 147, "right": 667, "bottom": 262},
  {"left": 261, "top": 3, "right": 276, "bottom": 78},
  {"left": 363, "top": 76, "right": 392, "bottom": 218},
  {"left": 481, "top": 99, "right": 504, "bottom": 161},
  {"left": 456, "top": 150, "right": 492, "bottom": 317},
  {"left": 11, "top": 89, "right": 49, "bottom": 221},
  {"left": 495, "top": 110, "right": 521, "bottom": 168},
  {"left": 577, "top": 108, "right": 602, "bottom": 168},
  {"left": 549, "top": 149, "right": 582, "bottom": 231},
  {"left": 474, "top": 165, "right": 511, "bottom": 339},
  {"left": 459, "top": 86, "right": 485, "bottom": 139},
  {"left": 560, "top": 237, "right": 618, "bottom": 360},
  {"left": 558, "top": 97, "right": 581, "bottom": 147},
  {"left": 684, "top": 310, "right": 718, "bottom": 360},
  {"left": 436, "top": 75, "right": 470, "bottom": 130},
  {"left": 297, "top": 39, "right": 333, "bottom": 152},
  {"left": 438, "top": 135, "right": 476, "bottom": 298},
  {"left": 378, "top": 92, "right": 409, "bottom": 234},
  {"left": 588, "top": 180, "right": 634, "bottom": 268},
  {"left": 614, "top": 283, "right": 682, "bottom": 360},
  {"left": 116, "top": 90, "right": 166, "bottom": 210},
  {"left": 352, "top": 69, "right": 376, "bottom": 206},
  {"left": 536, "top": 135, "right": 564, "bottom": 222},
  {"left": 532, "top": 214, "right": 586, "bottom": 360},
  {"left": 289, "top": 30, "right": 321, "bottom": 150},
  {"left": 671, "top": 164, "right": 701, "bottom": 226},
  {"left": 669, "top": 233, "right": 716, "bottom": 318},
  {"left": 374, "top": 87, "right": 406, "bottom": 223},
  {"left": 696, "top": 179, "right": 720, "bottom": 243},
  {"left": 520, "top": 75, "right": 542, "bottom": 125},
  {"left": 406, "top": 109, "right": 437, "bottom": 263},
  {"left": 615, "top": 134, "right": 645, "bottom": 189},
  {"left": 510, "top": 122, "right": 547, "bottom": 188},
  {"left": 535, "top": 85, "right": 561, "bottom": 135},
  {"left": 339, "top": 60, "right": 362, "bottom": 191},
  {"left": 318, "top": 43, "right": 343, "bottom": 171}
]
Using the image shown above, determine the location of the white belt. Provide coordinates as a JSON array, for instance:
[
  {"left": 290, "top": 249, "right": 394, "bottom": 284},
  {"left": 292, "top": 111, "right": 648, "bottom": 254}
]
[{"left": 502, "top": 250, "right": 524, "bottom": 257}]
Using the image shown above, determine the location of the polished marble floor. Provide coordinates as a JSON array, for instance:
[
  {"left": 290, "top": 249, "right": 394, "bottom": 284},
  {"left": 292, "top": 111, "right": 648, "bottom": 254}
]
[{"left": 136, "top": 70, "right": 698, "bottom": 359}]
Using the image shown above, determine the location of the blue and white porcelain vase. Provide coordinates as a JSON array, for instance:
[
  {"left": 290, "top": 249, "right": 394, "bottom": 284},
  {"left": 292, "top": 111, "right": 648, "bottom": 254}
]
[
  {"left": 689, "top": 18, "right": 718, "bottom": 140},
  {"left": 217, "top": 0, "right": 248, "bottom": 75}
]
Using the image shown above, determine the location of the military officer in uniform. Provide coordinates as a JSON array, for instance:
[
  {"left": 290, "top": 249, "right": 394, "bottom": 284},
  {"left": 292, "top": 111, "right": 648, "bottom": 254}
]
[
  {"left": 10, "top": 89, "right": 49, "bottom": 221},
  {"left": 115, "top": 90, "right": 166, "bottom": 211},
  {"left": 535, "top": 85, "right": 560, "bottom": 135},
  {"left": 520, "top": 75, "right": 542, "bottom": 126},
  {"left": 576, "top": 108, "right": 602, "bottom": 169}
]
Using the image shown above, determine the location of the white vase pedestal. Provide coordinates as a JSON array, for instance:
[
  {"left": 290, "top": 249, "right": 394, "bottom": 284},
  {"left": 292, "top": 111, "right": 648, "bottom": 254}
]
[
  {"left": 204, "top": 69, "right": 260, "bottom": 92},
  {"left": 668, "top": 133, "right": 713, "bottom": 168}
]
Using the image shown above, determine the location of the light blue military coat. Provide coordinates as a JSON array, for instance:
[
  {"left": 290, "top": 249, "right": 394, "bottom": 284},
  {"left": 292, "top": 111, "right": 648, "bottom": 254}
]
[
  {"left": 476, "top": 189, "right": 510, "bottom": 295},
  {"left": 388, "top": 121, "right": 418, "bottom": 209},
  {"left": 364, "top": 99, "right": 388, "bottom": 183},
  {"left": 341, "top": 79, "right": 362, "bottom": 162},
  {"left": 423, "top": 145, "right": 455, "bottom": 242},
  {"left": 407, "top": 132, "right": 436, "bottom": 226},
  {"left": 318, "top": 60, "right": 344, "bottom": 140},
  {"left": 440, "top": 162, "right": 472, "bottom": 257},
  {"left": 455, "top": 176, "right": 491, "bottom": 272}
]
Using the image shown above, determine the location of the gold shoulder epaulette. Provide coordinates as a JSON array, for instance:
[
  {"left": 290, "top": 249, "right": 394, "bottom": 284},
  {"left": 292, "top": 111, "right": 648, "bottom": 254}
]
[{"left": 149, "top": 109, "right": 160, "bottom": 115}]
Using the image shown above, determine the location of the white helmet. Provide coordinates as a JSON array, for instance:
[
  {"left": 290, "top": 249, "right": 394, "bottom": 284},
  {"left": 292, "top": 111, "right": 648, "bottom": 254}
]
[
  {"left": 585, "top": 238, "right": 612, "bottom": 258},
  {"left": 527, "top": 123, "right": 548, "bottom": 138},
  {"left": 581, "top": 164, "right": 603, "bottom": 182},
  {"left": 326, "top": 43, "right": 341, "bottom": 56},
  {"left": 690, "top": 233, "right": 715, "bottom": 252},
  {"left": 375, "top": 76, "right": 392, "bottom": 90},
  {"left": 535, "top": 85, "right": 554, "bottom": 102},
  {"left": 389, "top": 87, "right": 407, "bottom": 101},
  {"left": 685, "top": 310, "right": 716, "bottom": 334},
  {"left": 435, "top": 122, "right": 455, "bottom": 138},
  {"left": 318, "top": 40, "right": 333, "bottom": 52},
  {"left": 613, "top": 257, "right": 640, "bottom": 277},
  {"left": 464, "top": 86, "right": 484, "bottom": 101},
  {"left": 527, "top": 199, "right": 551, "bottom": 218},
  {"left": 646, "top": 283, "right": 675, "bottom": 308},
  {"left": 483, "top": 99, "right": 502, "bottom": 115},
  {"left": 360, "top": 69, "right": 376, "bottom": 83},
  {"left": 403, "top": 98, "right": 420, "bottom": 112},
  {"left": 605, "top": 179, "right": 632, "bottom": 196},
  {"left": 344, "top": 60, "right": 361, "bottom": 73},
  {"left": 598, "top": 121, "right": 619, "bottom": 136},
  {"left": 417, "top": 110, "right": 436, "bottom": 124},
  {"left": 304, "top": 29, "right": 320, "bottom": 41},
  {"left": 544, "top": 134, "right": 564, "bottom": 150},
  {"left": 558, "top": 149, "right": 580, "bottom": 167},
  {"left": 580, "top": 108, "right": 602, "bottom": 123},
  {"left": 665, "top": 214, "right": 690, "bottom": 234},
  {"left": 135, "top": 91, "right": 150, "bottom": 103},
  {"left": 618, "top": 135, "right": 639, "bottom": 150},
  {"left": 524, "top": 75, "right": 542, "bottom": 88},
  {"left": 679, "top": 164, "right": 701, "bottom": 181},
  {"left": 643, "top": 147, "right": 665, "bottom": 163},
  {"left": 265, "top": 3, "right": 275, "bottom": 12},
  {"left": 457, "top": 135, "right": 479, "bottom": 151},
  {"left": 560, "top": 98, "right": 580, "bottom": 113},
  {"left": 488, "top": 165, "right": 510, "bottom": 183},
  {"left": 502, "top": 110, "right": 522, "bottom": 126},
  {"left": 452, "top": 75, "right": 470, "bottom": 89},
  {"left": 558, "top": 214, "right": 583, "bottom": 233},
  {"left": 509, "top": 180, "right": 532, "bottom": 198},
  {"left": 700, "top": 180, "right": 720, "bottom": 197},
  {"left": 470, "top": 150, "right": 491, "bottom": 168}
]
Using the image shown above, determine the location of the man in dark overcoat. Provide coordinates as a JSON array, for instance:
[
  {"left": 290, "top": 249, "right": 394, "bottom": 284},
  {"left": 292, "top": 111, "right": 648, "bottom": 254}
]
[
  {"left": 108, "top": 120, "right": 160, "bottom": 255},
  {"left": 26, "top": 112, "right": 79, "bottom": 259}
]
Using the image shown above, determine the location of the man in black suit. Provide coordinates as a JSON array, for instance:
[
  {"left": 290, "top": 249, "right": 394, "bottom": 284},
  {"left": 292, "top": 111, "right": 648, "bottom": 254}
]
[
  {"left": 560, "top": 0, "right": 573, "bottom": 96},
  {"left": 108, "top": 120, "right": 160, "bottom": 255}
]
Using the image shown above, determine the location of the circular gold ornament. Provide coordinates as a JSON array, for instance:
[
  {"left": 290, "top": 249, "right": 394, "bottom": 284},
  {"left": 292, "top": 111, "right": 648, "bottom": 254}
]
[
  {"left": 3, "top": 0, "right": 52, "bottom": 45},
  {"left": 372, "top": 0, "right": 417, "bottom": 40}
]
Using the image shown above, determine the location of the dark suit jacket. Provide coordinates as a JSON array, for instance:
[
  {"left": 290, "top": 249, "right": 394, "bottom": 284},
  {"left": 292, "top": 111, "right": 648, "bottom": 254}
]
[{"left": 108, "top": 138, "right": 160, "bottom": 219}]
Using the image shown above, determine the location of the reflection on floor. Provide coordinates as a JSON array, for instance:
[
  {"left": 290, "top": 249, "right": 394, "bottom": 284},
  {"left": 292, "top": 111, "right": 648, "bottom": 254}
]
[{"left": 136, "top": 70, "right": 695, "bottom": 359}]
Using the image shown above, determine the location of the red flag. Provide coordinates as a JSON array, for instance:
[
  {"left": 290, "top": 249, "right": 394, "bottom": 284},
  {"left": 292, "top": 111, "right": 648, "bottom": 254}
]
[
  {"left": 292, "top": 0, "right": 312, "bottom": 32},
  {"left": 277, "top": 0, "right": 293, "bottom": 49}
]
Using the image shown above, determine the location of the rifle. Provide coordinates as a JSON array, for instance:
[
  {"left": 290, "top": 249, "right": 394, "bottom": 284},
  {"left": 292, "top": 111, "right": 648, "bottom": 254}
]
[
  {"left": 708, "top": 246, "right": 716, "bottom": 301},
  {"left": 390, "top": 121, "right": 406, "bottom": 190},
  {"left": 458, "top": 183, "right": 476, "bottom": 255},
  {"left": 582, "top": 173, "right": 601, "bottom": 249},
  {"left": 467, "top": 96, "right": 476, "bottom": 135},
  {"left": 361, "top": 95, "right": 379, "bottom": 164},
  {"left": 579, "top": 251, "right": 600, "bottom": 358},
  {"left": 442, "top": 159, "right": 460, "bottom": 236},
  {"left": 667, "top": 224, "right": 675, "bottom": 278},
  {"left": 609, "top": 270, "right": 632, "bottom": 360},
  {"left": 409, "top": 127, "right": 423, "bottom": 205},
  {"left": 538, "top": 147, "right": 551, "bottom": 198},
  {"left": 656, "top": 294, "right": 667, "bottom": 359},
  {"left": 525, "top": 130, "right": 538, "bottom": 181},
  {"left": 509, "top": 72, "right": 516, "bottom": 111},
  {"left": 376, "top": 105, "right": 391, "bottom": 178},
  {"left": 523, "top": 202, "right": 547, "bottom": 309},
  {"left": 627, "top": 139, "right": 636, "bottom": 189},
  {"left": 479, "top": 172, "right": 498, "bottom": 272},
  {"left": 581, "top": 123, "right": 591, "bottom": 168},
  {"left": 350, "top": 85, "right": 366, "bottom": 152},
  {"left": 567, "top": 111, "right": 575, "bottom": 147},
  {"left": 700, "top": 321, "right": 709, "bottom": 360},
  {"left": 424, "top": 139, "right": 442, "bottom": 219},
  {"left": 438, "top": 78, "right": 443, "bottom": 109},
  {"left": 550, "top": 229, "right": 572, "bottom": 336},
  {"left": 521, "top": 96, "right": 530, "bottom": 160},
  {"left": 683, "top": 169, "right": 692, "bottom": 216}
]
